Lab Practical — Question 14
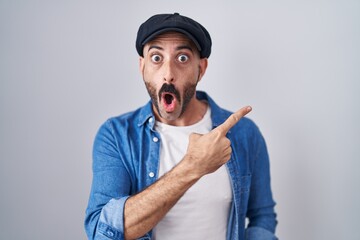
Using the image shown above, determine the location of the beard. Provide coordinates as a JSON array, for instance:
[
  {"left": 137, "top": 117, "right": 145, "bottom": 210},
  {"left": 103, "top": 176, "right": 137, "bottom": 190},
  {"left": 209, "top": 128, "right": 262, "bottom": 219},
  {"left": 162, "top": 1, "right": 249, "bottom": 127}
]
[{"left": 144, "top": 81, "right": 197, "bottom": 120}]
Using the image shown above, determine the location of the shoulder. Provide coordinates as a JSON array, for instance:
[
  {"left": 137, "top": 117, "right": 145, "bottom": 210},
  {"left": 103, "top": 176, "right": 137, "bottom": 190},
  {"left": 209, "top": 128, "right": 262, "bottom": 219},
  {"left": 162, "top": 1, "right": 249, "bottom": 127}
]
[
  {"left": 95, "top": 102, "right": 153, "bottom": 141},
  {"left": 229, "top": 115, "right": 262, "bottom": 140}
]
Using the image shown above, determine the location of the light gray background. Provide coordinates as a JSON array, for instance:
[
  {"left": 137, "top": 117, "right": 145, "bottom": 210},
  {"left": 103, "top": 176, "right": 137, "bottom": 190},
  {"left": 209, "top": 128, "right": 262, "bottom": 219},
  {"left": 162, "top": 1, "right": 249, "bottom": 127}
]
[{"left": 1, "top": 1, "right": 359, "bottom": 239}]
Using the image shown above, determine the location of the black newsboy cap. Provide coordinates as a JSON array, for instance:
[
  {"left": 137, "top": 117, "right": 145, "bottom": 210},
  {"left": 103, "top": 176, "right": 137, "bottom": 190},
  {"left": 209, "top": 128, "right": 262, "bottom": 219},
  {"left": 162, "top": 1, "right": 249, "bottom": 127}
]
[{"left": 136, "top": 13, "right": 212, "bottom": 58}]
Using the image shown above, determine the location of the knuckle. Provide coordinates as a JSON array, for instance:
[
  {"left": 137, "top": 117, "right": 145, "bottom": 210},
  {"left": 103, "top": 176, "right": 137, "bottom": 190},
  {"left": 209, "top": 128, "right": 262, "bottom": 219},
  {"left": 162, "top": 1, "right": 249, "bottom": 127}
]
[
  {"left": 227, "top": 148, "right": 232, "bottom": 159},
  {"left": 189, "top": 133, "right": 198, "bottom": 141},
  {"left": 191, "top": 132, "right": 200, "bottom": 137},
  {"left": 212, "top": 129, "right": 222, "bottom": 138},
  {"left": 231, "top": 114, "right": 239, "bottom": 122},
  {"left": 222, "top": 138, "right": 231, "bottom": 147}
]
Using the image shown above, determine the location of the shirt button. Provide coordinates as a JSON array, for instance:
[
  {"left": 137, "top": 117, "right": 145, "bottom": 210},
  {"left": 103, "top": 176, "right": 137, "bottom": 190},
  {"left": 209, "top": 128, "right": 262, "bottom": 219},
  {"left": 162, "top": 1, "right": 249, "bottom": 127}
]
[
  {"left": 107, "top": 230, "right": 114, "bottom": 237},
  {"left": 153, "top": 137, "right": 158, "bottom": 142},
  {"left": 149, "top": 172, "right": 155, "bottom": 178},
  {"left": 148, "top": 117, "right": 153, "bottom": 123}
]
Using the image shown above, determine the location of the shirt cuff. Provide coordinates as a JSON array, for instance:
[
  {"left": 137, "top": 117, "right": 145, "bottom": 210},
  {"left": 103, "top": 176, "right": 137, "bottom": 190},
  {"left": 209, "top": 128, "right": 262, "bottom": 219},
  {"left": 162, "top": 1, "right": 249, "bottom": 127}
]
[
  {"left": 98, "top": 196, "right": 130, "bottom": 239},
  {"left": 245, "top": 226, "right": 278, "bottom": 240}
]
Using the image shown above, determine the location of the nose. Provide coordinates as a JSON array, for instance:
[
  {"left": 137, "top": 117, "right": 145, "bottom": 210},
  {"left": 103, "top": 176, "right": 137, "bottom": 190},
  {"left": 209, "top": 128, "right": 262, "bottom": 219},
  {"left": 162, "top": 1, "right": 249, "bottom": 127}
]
[{"left": 163, "top": 60, "right": 175, "bottom": 83}]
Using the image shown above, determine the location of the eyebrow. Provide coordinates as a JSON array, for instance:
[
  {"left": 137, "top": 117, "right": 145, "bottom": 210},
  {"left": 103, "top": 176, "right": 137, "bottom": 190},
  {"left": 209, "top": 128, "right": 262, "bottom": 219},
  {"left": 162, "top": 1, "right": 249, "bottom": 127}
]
[{"left": 148, "top": 45, "right": 163, "bottom": 52}]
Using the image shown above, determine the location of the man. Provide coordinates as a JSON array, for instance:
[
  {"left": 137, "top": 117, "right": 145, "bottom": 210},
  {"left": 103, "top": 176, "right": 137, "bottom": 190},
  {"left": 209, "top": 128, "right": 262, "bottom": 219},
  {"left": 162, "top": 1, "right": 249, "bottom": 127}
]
[{"left": 85, "top": 13, "right": 278, "bottom": 240}]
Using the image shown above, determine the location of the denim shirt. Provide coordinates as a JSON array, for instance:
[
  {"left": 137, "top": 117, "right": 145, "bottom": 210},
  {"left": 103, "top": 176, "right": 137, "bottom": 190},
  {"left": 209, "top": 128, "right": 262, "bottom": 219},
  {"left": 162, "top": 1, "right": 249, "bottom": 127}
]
[{"left": 85, "top": 91, "right": 278, "bottom": 240}]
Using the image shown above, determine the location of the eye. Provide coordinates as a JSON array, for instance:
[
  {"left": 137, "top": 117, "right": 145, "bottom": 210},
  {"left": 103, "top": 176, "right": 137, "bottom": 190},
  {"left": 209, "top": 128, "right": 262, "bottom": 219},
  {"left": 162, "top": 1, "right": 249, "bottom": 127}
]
[
  {"left": 177, "top": 54, "right": 189, "bottom": 63},
  {"left": 151, "top": 54, "right": 162, "bottom": 63}
]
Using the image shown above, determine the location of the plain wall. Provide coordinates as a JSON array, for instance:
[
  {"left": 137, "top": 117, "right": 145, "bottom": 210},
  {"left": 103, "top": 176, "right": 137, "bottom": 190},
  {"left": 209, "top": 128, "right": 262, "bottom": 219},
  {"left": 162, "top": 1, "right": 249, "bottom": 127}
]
[{"left": 1, "top": 1, "right": 359, "bottom": 239}]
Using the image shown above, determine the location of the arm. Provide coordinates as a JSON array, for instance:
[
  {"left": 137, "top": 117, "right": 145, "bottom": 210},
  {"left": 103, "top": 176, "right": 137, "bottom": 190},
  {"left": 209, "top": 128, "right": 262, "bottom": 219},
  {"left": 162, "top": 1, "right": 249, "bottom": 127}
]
[
  {"left": 124, "top": 107, "right": 252, "bottom": 239},
  {"left": 84, "top": 120, "right": 133, "bottom": 240},
  {"left": 85, "top": 107, "right": 251, "bottom": 240},
  {"left": 123, "top": 155, "right": 198, "bottom": 239}
]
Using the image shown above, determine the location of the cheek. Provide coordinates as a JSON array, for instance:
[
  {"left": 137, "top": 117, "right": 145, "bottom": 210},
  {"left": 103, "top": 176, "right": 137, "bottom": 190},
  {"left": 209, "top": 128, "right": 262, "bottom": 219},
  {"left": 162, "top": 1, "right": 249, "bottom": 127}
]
[
  {"left": 143, "top": 71, "right": 162, "bottom": 96},
  {"left": 143, "top": 64, "right": 162, "bottom": 83},
  {"left": 144, "top": 81, "right": 156, "bottom": 95},
  {"left": 183, "top": 67, "right": 200, "bottom": 83}
]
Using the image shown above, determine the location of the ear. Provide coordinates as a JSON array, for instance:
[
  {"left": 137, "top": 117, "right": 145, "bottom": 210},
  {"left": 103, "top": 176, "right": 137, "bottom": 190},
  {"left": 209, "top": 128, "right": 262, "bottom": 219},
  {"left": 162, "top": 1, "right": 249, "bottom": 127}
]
[
  {"left": 139, "top": 57, "right": 145, "bottom": 77},
  {"left": 197, "top": 58, "right": 208, "bottom": 82}
]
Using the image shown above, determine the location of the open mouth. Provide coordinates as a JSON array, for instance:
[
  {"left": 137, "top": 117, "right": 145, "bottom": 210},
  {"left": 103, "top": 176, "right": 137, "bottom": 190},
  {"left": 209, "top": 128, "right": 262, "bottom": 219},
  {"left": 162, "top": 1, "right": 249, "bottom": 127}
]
[
  {"left": 164, "top": 93, "right": 174, "bottom": 105},
  {"left": 161, "top": 92, "right": 176, "bottom": 112}
]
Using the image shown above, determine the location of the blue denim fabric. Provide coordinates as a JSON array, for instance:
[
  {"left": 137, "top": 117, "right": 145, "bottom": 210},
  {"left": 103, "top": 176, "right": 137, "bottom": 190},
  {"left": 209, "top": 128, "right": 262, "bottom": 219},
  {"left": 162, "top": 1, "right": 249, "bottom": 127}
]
[{"left": 85, "top": 91, "right": 277, "bottom": 240}]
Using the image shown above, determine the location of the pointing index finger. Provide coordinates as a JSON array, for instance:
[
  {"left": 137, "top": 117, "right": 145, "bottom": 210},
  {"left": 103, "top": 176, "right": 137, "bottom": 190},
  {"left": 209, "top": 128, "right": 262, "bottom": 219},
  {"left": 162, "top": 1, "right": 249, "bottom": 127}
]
[{"left": 216, "top": 106, "right": 252, "bottom": 134}]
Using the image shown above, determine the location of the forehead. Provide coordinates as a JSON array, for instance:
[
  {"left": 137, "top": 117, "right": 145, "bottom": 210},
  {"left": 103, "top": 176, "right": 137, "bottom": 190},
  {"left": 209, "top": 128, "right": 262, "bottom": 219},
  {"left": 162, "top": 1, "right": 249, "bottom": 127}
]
[{"left": 144, "top": 32, "right": 198, "bottom": 51}]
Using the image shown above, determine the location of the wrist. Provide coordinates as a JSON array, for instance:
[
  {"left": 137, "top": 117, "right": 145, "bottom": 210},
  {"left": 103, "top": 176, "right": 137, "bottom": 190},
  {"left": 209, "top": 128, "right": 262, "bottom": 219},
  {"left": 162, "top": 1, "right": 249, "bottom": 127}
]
[{"left": 176, "top": 154, "right": 203, "bottom": 182}]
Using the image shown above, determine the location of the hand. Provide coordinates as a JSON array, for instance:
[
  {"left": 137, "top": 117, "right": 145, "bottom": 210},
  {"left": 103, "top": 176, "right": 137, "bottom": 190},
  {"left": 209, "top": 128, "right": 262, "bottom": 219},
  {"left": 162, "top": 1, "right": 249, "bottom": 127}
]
[{"left": 185, "top": 106, "right": 252, "bottom": 177}]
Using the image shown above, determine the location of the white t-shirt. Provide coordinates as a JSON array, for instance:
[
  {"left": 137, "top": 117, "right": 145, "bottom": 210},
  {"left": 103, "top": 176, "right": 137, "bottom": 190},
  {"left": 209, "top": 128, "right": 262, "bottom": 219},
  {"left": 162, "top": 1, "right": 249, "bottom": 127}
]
[{"left": 153, "top": 107, "right": 233, "bottom": 240}]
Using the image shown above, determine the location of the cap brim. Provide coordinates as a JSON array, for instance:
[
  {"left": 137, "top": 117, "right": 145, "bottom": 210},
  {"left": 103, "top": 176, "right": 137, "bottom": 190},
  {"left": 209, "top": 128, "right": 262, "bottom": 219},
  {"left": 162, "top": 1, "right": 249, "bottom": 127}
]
[{"left": 141, "top": 28, "right": 202, "bottom": 52}]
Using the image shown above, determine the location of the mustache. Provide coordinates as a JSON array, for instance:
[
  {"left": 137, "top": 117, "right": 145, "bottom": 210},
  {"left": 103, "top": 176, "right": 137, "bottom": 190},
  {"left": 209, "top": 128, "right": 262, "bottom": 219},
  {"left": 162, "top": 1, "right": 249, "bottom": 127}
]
[{"left": 158, "top": 83, "right": 181, "bottom": 101}]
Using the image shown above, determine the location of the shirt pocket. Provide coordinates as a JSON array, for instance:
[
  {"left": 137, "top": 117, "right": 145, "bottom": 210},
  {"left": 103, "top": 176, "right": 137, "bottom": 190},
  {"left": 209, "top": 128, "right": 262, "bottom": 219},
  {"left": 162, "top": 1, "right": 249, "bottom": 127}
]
[{"left": 239, "top": 174, "right": 252, "bottom": 215}]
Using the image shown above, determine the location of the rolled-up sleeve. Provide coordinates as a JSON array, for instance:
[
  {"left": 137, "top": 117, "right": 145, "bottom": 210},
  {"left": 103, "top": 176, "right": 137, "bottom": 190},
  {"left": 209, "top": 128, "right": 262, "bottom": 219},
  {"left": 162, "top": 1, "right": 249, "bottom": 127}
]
[
  {"left": 85, "top": 120, "right": 132, "bottom": 240},
  {"left": 246, "top": 126, "right": 278, "bottom": 239}
]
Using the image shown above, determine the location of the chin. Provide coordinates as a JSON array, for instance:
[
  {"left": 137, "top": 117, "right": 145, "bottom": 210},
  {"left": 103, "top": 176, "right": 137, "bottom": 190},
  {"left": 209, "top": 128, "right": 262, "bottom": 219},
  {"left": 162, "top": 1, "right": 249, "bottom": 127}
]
[{"left": 159, "top": 110, "right": 182, "bottom": 122}]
